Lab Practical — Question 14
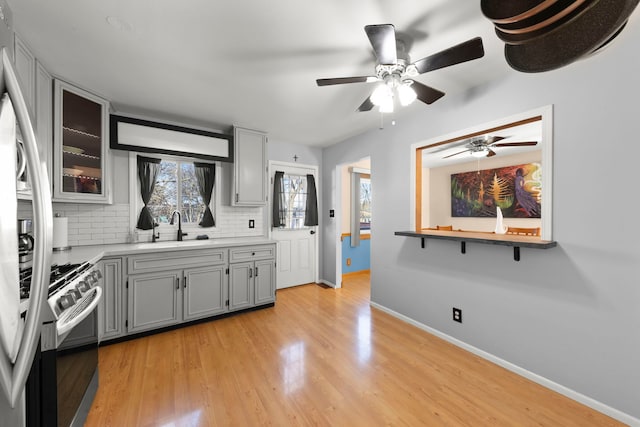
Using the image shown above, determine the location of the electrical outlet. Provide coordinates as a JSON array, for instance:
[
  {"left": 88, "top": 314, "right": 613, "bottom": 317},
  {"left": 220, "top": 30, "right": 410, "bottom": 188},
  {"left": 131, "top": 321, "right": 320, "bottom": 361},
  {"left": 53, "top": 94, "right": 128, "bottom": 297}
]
[
  {"left": 249, "top": 219, "right": 255, "bottom": 228},
  {"left": 453, "top": 307, "right": 462, "bottom": 323},
  {"left": 346, "top": 258, "right": 351, "bottom": 266}
]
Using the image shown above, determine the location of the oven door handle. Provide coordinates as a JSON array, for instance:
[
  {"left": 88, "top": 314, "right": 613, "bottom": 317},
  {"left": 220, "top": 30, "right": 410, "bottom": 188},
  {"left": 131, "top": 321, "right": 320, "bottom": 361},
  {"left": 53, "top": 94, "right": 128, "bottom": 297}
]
[{"left": 56, "top": 287, "right": 102, "bottom": 337}]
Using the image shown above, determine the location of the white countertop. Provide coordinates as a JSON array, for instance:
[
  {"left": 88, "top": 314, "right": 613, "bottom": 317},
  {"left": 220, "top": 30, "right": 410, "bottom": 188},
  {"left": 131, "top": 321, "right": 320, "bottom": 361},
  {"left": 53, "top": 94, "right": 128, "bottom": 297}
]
[{"left": 51, "top": 237, "right": 277, "bottom": 266}]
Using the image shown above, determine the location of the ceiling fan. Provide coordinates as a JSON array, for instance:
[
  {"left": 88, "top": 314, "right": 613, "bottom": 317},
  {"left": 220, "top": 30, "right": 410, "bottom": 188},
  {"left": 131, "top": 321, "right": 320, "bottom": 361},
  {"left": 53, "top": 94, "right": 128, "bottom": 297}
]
[
  {"left": 443, "top": 135, "right": 538, "bottom": 159},
  {"left": 316, "top": 24, "right": 485, "bottom": 113}
]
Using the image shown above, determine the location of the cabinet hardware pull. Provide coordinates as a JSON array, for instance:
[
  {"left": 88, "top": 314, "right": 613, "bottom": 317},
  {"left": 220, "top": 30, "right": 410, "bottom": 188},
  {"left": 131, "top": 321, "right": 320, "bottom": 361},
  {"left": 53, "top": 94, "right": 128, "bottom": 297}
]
[
  {"left": 255, "top": 267, "right": 258, "bottom": 277},
  {"left": 249, "top": 268, "right": 253, "bottom": 278},
  {"left": 184, "top": 277, "right": 187, "bottom": 288},
  {"left": 176, "top": 277, "right": 179, "bottom": 290}
]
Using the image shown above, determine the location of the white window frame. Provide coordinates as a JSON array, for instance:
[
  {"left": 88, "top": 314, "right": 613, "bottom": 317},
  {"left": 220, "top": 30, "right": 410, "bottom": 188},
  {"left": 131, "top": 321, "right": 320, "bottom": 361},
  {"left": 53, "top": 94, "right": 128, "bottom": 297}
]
[{"left": 128, "top": 152, "right": 220, "bottom": 241}]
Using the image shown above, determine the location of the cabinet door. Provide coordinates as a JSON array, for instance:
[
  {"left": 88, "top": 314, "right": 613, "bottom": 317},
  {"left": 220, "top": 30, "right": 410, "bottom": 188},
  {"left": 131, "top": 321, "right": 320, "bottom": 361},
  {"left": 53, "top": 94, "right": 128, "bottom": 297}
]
[
  {"left": 35, "top": 62, "right": 52, "bottom": 190},
  {"left": 13, "top": 34, "right": 35, "bottom": 119},
  {"left": 99, "top": 258, "right": 124, "bottom": 341},
  {"left": 254, "top": 259, "right": 275, "bottom": 305},
  {"left": 229, "top": 262, "right": 254, "bottom": 311},
  {"left": 183, "top": 265, "right": 228, "bottom": 321},
  {"left": 53, "top": 79, "right": 111, "bottom": 203},
  {"left": 233, "top": 127, "right": 267, "bottom": 206},
  {"left": 128, "top": 271, "right": 181, "bottom": 333}
]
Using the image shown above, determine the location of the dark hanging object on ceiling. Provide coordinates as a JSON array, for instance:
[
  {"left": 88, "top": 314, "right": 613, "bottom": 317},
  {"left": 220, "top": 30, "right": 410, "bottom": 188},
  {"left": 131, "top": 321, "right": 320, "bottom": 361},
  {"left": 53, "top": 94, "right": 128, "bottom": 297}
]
[{"left": 481, "top": 0, "right": 640, "bottom": 72}]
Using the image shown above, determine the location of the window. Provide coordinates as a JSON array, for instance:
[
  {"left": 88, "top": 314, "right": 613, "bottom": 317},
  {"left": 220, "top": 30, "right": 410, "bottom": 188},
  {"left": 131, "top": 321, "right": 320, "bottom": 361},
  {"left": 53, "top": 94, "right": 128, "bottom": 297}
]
[
  {"left": 149, "top": 160, "right": 205, "bottom": 224},
  {"left": 360, "top": 176, "right": 371, "bottom": 231},
  {"left": 279, "top": 173, "right": 309, "bottom": 229},
  {"left": 131, "top": 153, "right": 216, "bottom": 231}
]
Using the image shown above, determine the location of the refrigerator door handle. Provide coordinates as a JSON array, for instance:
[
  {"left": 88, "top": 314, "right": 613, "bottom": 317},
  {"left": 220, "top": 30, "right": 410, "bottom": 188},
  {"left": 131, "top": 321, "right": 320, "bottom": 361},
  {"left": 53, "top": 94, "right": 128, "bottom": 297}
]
[{"left": 0, "top": 47, "right": 53, "bottom": 408}]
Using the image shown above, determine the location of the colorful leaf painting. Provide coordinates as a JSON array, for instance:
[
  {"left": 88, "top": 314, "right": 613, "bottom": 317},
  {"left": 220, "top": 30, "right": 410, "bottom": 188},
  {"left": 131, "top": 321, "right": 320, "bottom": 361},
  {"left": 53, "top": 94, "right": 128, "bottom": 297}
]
[{"left": 451, "top": 163, "right": 541, "bottom": 218}]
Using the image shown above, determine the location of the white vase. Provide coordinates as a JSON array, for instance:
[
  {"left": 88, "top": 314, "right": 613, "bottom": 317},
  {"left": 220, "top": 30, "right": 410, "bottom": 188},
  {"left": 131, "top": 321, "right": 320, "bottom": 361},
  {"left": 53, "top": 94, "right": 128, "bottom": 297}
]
[{"left": 494, "top": 207, "right": 507, "bottom": 234}]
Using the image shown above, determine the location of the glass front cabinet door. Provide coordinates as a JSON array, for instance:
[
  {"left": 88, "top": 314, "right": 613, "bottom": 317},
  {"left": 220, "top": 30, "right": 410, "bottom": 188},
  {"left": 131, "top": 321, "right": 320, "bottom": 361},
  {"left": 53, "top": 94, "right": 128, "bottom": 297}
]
[{"left": 53, "top": 80, "right": 111, "bottom": 203}]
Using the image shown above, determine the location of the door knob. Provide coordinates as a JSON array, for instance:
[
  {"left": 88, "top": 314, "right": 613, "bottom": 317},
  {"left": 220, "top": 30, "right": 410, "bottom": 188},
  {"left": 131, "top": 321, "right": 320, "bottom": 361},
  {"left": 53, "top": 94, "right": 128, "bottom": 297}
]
[{"left": 310, "top": 230, "right": 316, "bottom": 235}]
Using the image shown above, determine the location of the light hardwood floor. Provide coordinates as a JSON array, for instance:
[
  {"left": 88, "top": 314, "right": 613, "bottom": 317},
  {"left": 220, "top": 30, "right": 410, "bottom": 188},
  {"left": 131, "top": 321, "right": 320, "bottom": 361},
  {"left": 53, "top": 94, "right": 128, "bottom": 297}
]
[{"left": 86, "top": 272, "right": 623, "bottom": 426}]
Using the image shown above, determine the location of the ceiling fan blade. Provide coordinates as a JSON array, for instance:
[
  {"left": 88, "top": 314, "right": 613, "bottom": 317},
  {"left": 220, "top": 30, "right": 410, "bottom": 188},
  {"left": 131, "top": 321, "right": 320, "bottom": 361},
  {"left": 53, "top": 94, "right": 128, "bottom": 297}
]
[
  {"left": 412, "top": 37, "right": 485, "bottom": 74},
  {"left": 492, "top": 141, "right": 538, "bottom": 147},
  {"left": 486, "top": 136, "right": 506, "bottom": 144},
  {"left": 443, "top": 149, "right": 470, "bottom": 159},
  {"left": 412, "top": 81, "right": 445, "bottom": 104},
  {"left": 316, "top": 76, "right": 376, "bottom": 86},
  {"left": 365, "top": 24, "right": 397, "bottom": 65},
  {"left": 357, "top": 97, "right": 375, "bottom": 112},
  {"left": 486, "top": 149, "right": 497, "bottom": 157}
]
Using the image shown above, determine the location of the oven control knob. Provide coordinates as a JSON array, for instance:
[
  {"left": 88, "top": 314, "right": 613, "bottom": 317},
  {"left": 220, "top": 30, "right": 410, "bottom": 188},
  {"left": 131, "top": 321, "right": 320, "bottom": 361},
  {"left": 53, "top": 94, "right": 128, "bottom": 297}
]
[
  {"left": 76, "top": 280, "right": 90, "bottom": 292},
  {"left": 93, "top": 270, "right": 102, "bottom": 280},
  {"left": 57, "top": 294, "right": 74, "bottom": 310},
  {"left": 66, "top": 290, "right": 78, "bottom": 303},
  {"left": 85, "top": 275, "right": 96, "bottom": 287},
  {"left": 70, "top": 288, "right": 82, "bottom": 300}
]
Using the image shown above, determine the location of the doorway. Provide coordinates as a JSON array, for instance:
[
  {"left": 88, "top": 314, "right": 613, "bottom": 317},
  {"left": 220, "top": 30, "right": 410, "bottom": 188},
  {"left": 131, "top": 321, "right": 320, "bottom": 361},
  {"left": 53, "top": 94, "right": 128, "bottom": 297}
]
[
  {"left": 335, "top": 157, "right": 371, "bottom": 287},
  {"left": 269, "top": 161, "right": 319, "bottom": 289}
]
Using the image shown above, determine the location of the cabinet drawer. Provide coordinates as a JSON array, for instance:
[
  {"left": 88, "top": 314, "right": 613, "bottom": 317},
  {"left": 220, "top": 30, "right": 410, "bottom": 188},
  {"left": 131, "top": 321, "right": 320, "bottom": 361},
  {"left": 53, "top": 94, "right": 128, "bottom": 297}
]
[
  {"left": 229, "top": 245, "right": 275, "bottom": 263},
  {"left": 128, "top": 248, "right": 227, "bottom": 274}
]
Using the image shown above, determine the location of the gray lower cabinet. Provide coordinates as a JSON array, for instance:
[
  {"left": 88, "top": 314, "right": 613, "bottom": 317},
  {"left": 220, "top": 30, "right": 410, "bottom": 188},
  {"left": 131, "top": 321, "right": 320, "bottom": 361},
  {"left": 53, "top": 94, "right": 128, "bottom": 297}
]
[
  {"left": 128, "top": 270, "right": 181, "bottom": 333},
  {"left": 126, "top": 248, "right": 230, "bottom": 334},
  {"left": 99, "top": 257, "right": 124, "bottom": 341},
  {"left": 183, "top": 265, "right": 227, "bottom": 321},
  {"left": 254, "top": 259, "right": 276, "bottom": 305},
  {"left": 229, "top": 244, "right": 276, "bottom": 309},
  {"left": 128, "top": 265, "right": 228, "bottom": 332},
  {"left": 229, "top": 262, "right": 254, "bottom": 311},
  {"left": 105, "top": 244, "right": 275, "bottom": 339}
]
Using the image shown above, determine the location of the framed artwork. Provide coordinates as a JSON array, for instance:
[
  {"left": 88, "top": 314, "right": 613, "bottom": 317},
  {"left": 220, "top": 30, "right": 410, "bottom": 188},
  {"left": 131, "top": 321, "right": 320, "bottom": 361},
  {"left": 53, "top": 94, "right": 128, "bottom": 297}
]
[{"left": 451, "top": 163, "right": 541, "bottom": 218}]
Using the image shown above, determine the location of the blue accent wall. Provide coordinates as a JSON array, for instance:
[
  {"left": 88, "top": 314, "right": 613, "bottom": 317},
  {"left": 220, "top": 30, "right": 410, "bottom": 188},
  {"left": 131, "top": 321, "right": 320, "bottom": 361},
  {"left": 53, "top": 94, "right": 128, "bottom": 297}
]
[{"left": 342, "top": 235, "right": 370, "bottom": 273}]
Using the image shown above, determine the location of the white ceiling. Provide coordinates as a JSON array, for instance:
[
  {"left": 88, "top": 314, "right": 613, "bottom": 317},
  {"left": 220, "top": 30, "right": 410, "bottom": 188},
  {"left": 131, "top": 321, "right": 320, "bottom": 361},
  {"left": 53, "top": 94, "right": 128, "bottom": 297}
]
[{"left": 8, "top": 0, "right": 512, "bottom": 147}]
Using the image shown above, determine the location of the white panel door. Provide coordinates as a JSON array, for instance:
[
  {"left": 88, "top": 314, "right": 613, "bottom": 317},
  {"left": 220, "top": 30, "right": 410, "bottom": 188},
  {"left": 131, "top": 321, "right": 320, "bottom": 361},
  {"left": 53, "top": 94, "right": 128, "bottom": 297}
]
[{"left": 270, "top": 162, "right": 318, "bottom": 289}]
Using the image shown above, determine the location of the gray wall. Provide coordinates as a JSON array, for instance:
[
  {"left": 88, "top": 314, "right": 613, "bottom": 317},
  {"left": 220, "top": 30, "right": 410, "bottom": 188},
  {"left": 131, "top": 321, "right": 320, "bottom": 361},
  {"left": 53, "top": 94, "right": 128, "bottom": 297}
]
[{"left": 321, "top": 21, "right": 640, "bottom": 420}]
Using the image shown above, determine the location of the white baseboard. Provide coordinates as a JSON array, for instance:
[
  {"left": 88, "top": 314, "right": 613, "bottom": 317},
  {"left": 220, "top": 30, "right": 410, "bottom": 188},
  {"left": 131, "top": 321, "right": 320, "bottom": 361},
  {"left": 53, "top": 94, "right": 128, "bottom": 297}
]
[{"left": 369, "top": 301, "right": 639, "bottom": 427}]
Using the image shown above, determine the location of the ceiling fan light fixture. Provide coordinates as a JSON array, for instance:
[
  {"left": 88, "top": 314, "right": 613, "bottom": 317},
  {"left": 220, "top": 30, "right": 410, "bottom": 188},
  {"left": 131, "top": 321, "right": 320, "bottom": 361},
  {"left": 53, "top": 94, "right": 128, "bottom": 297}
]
[
  {"left": 470, "top": 148, "right": 487, "bottom": 158},
  {"left": 370, "top": 83, "right": 393, "bottom": 107},
  {"left": 397, "top": 81, "right": 417, "bottom": 106},
  {"left": 379, "top": 95, "right": 394, "bottom": 113}
]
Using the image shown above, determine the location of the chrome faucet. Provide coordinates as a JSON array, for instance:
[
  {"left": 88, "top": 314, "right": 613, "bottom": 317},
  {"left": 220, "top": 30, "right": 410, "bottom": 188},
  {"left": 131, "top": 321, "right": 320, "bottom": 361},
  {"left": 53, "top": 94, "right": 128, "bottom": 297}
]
[
  {"left": 152, "top": 220, "right": 160, "bottom": 243},
  {"left": 169, "top": 210, "right": 187, "bottom": 241}
]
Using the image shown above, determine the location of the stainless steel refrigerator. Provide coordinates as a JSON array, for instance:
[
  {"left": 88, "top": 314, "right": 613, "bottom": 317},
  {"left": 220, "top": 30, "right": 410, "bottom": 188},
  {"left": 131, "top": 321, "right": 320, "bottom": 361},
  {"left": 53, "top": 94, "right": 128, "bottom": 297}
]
[{"left": 0, "top": 10, "right": 53, "bottom": 427}]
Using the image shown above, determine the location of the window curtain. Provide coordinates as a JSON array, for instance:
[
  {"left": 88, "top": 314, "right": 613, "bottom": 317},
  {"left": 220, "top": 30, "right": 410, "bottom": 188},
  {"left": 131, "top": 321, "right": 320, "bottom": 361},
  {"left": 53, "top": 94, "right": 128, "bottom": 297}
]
[
  {"left": 136, "top": 155, "right": 162, "bottom": 230},
  {"left": 304, "top": 174, "right": 318, "bottom": 226},
  {"left": 272, "top": 171, "right": 286, "bottom": 228},
  {"left": 194, "top": 162, "right": 216, "bottom": 227}
]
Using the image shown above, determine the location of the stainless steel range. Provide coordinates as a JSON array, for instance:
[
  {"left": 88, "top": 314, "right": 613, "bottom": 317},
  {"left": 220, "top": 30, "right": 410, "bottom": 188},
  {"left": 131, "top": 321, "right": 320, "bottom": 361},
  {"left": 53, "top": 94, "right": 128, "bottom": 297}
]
[{"left": 20, "top": 261, "right": 102, "bottom": 427}]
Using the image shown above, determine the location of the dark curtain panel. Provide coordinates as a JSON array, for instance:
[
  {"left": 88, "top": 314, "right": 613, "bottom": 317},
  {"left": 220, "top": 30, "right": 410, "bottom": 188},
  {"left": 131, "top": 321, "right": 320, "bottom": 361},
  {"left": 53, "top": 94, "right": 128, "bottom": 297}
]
[
  {"left": 136, "top": 156, "right": 162, "bottom": 230},
  {"left": 272, "top": 171, "right": 286, "bottom": 227},
  {"left": 304, "top": 174, "right": 318, "bottom": 226},
  {"left": 194, "top": 162, "right": 216, "bottom": 227}
]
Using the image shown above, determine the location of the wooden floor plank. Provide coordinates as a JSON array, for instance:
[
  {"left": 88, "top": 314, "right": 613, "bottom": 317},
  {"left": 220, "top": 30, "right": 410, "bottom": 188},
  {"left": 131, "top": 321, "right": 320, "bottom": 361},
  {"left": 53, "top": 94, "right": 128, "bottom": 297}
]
[{"left": 85, "top": 272, "right": 624, "bottom": 426}]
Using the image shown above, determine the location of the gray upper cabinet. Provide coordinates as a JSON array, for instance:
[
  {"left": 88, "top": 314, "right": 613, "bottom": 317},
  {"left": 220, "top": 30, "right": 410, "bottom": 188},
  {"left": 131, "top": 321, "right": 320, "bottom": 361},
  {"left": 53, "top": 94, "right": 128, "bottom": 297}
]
[
  {"left": 53, "top": 79, "right": 112, "bottom": 203},
  {"left": 13, "top": 34, "right": 53, "bottom": 200},
  {"left": 232, "top": 126, "right": 267, "bottom": 206},
  {"left": 35, "top": 61, "right": 52, "bottom": 188},
  {"left": 13, "top": 34, "right": 35, "bottom": 120}
]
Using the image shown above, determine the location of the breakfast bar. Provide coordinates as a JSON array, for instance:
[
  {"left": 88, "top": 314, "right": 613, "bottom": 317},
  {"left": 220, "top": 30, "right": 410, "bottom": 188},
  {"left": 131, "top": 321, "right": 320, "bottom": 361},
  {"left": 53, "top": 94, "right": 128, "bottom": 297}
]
[{"left": 395, "top": 229, "right": 557, "bottom": 261}]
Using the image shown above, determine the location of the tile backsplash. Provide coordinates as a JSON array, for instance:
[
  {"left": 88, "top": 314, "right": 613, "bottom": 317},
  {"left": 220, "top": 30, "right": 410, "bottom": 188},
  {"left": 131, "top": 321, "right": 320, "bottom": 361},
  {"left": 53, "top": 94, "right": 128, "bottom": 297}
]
[{"left": 18, "top": 201, "right": 265, "bottom": 246}]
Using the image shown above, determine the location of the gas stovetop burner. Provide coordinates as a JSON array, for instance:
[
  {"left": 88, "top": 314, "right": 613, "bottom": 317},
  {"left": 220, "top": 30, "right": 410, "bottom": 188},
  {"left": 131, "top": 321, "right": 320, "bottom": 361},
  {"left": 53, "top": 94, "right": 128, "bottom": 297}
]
[{"left": 19, "top": 263, "right": 86, "bottom": 300}]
